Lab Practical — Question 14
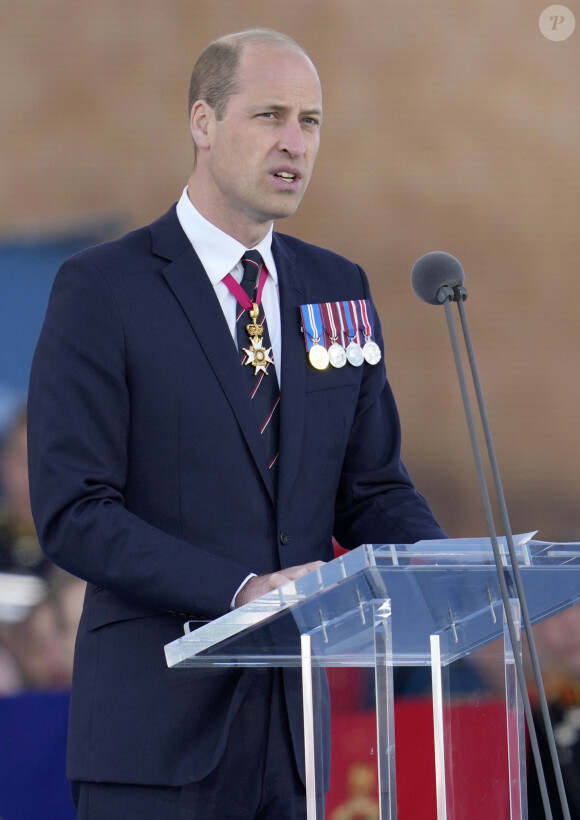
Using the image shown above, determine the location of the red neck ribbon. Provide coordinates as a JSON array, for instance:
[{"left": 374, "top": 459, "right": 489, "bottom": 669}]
[{"left": 223, "top": 264, "right": 269, "bottom": 310}]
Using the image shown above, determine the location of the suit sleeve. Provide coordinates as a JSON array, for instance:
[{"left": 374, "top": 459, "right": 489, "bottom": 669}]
[
  {"left": 334, "top": 266, "right": 447, "bottom": 547},
  {"left": 27, "top": 257, "right": 256, "bottom": 619}
]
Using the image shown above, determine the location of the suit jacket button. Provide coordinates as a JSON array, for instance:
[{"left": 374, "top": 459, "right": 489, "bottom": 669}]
[{"left": 279, "top": 531, "right": 290, "bottom": 545}]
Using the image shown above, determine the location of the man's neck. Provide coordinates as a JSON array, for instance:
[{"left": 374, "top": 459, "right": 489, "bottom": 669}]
[{"left": 185, "top": 180, "right": 273, "bottom": 248}]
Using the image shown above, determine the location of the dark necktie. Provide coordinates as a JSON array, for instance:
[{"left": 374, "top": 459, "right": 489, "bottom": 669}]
[{"left": 236, "top": 250, "right": 280, "bottom": 483}]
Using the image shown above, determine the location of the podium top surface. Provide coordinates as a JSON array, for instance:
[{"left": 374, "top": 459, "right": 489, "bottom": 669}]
[{"left": 165, "top": 535, "right": 580, "bottom": 669}]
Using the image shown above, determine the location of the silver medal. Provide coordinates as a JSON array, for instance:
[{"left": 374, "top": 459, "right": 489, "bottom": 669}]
[
  {"left": 346, "top": 341, "right": 364, "bottom": 367},
  {"left": 328, "top": 342, "right": 347, "bottom": 368},
  {"left": 362, "top": 339, "right": 381, "bottom": 365}
]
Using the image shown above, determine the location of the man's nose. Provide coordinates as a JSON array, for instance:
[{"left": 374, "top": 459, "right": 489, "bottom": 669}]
[{"left": 278, "top": 120, "right": 306, "bottom": 156}]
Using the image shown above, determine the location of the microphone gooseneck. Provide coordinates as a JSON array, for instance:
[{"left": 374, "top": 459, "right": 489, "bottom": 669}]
[{"left": 411, "top": 251, "right": 570, "bottom": 820}]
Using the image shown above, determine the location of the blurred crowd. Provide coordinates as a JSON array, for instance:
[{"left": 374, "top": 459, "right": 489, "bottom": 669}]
[
  {"left": 527, "top": 605, "right": 580, "bottom": 819},
  {"left": 0, "top": 406, "right": 85, "bottom": 694}
]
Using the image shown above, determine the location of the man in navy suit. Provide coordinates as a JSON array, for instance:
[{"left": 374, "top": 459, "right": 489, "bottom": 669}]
[{"left": 27, "top": 28, "right": 445, "bottom": 819}]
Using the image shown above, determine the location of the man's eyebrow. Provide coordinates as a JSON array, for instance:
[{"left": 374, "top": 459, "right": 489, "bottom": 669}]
[
  {"left": 249, "top": 102, "right": 323, "bottom": 118},
  {"left": 302, "top": 107, "right": 323, "bottom": 120}
]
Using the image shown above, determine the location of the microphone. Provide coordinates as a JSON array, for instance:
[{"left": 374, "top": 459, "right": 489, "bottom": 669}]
[
  {"left": 411, "top": 251, "right": 465, "bottom": 305},
  {"left": 411, "top": 251, "right": 570, "bottom": 820}
]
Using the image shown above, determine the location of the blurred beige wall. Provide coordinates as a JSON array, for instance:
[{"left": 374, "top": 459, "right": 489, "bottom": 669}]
[{"left": 2, "top": 0, "right": 579, "bottom": 539}]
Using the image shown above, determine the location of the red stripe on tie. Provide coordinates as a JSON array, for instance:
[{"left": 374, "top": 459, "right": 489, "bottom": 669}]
[
  {"left": 251, "top": 373, "right": 264, "bottom": 399},
  {"left": 268, "top": 452, "right": 279, "bottom": 469},
  {"left": 260, "top": 395, "right": 280, "bottom": 434}
]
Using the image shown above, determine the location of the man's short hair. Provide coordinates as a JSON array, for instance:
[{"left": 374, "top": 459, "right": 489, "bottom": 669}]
[{"left": 188, "top": 28, "right": 307, "bottom": 121}]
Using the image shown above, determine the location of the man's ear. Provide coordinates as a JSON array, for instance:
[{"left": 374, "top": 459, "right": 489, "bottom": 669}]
[{"left": 190, "top": 100, "right": 214, "bottom": 152}]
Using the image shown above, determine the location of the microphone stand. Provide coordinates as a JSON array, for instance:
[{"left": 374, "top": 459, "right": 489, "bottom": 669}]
[{"left": 437, "top": 282, "right": 570, "bottom": 820}]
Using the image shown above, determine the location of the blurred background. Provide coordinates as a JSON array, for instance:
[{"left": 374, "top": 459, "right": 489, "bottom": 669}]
[
  {"left": 0, "top": 1, "right": 579, "bottom": 817},
  {"left": 2, "top": 0, "right": 579, "bottom": 539}
]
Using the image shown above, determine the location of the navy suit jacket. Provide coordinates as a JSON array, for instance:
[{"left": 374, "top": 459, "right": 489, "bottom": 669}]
[{"left": 27, "top": 205, "right": 445, "bottom": 786}]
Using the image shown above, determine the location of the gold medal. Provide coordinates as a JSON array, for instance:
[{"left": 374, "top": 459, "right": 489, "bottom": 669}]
[
  {"left": 301, "top": 304, "right": 329, "bottom": 370},
  {"left": 243, "top": 337, "right": 275, "bottom": 375},
  {"left": 242, "top": 302, "right": 274, "bottom": 375},
  {"left": 309, "top": 342, "right": 330, "bottom": 370},
  {"left": 245, "top": 303, "right": 264, "bottom": 342}
]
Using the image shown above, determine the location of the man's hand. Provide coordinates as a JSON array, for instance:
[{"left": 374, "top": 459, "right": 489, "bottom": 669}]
[{"left": 234, "top": 561, "right": 325, "bottom": 608}]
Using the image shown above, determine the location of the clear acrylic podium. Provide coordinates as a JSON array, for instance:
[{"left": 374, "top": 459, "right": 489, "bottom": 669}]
[{"left": 165, "top": 536, "right": 580, "bottom": 819}]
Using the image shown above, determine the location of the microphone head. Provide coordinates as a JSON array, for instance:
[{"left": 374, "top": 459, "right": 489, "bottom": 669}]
[{"left": 411, "top": 251, "right": 465, "bottom": 305}]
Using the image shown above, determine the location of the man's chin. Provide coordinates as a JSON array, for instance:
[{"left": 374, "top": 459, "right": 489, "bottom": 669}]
[{"left": 266, "top": 192, "right": 305, "bottom": 222}]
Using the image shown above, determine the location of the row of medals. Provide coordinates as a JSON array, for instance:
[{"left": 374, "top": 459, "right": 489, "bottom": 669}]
[{"left": 309, "top": 335, "right": 381, "bottom": 371}]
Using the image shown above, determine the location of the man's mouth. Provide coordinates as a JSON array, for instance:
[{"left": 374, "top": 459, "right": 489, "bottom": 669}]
[{"left": 274, "top": 170, "right": 300, "bottom": 182}]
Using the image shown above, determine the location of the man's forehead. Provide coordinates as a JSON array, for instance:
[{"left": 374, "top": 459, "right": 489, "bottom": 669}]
[{"left": 236, "top": 42, "right": 321, "bottom": 96}]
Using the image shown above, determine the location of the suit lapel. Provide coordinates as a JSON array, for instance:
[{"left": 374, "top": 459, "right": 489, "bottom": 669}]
[
  {"left": 150, "top": 207, "right": 276, "bottom": 504},
  {"left": 273, "top": 235, "right": 307, "bottom": 509}
]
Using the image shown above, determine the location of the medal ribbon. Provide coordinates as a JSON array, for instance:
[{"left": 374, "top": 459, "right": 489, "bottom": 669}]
[
  {"left": 223, "top": 265, "right": 269, "bottom": 311},
  {"left": 333, "top": 302, "right": 347, "bottom": 347},
  {"left": 349, "top": 300, "right": 364, "bottom": 344},
  {"left": 300, "top": 303, "right": 324, "bottom": 351},
  {"left": 357, "top": 299, "right": 373, "bottom": 341},
  {"left": 340, "top": 301, "right": 360, "bottom": 345},
  {"left": 300, "top": 301, "right": 372, "bottom": 355},
  {"left": 321, "top": 302, "right": 338, "bottom": 343}
]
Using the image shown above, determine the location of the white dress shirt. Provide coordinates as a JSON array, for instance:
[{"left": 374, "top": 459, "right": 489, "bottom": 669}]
[{"left": 176, "top": 187, "right": 282, "bottom": 382}]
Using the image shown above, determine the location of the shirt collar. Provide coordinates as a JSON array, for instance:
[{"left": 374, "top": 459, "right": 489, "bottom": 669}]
[{"left": 176, "top": 187, "right": 277, "bottom": 285}]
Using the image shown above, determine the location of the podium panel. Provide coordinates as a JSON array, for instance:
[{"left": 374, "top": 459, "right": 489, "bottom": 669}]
[
  {"left": 326, "top": 666, "right": 516, "bottom": 819},
  {"left": 165, "top": 536, "right": 580, "bottom": 819}
]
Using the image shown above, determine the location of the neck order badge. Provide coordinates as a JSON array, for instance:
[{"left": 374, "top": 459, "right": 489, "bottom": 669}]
[
  {"left": 224, "top": 250, "right": 280, "bottom": 476},
  {"left": 224, "top": 251, "right": 275, "bottom": 376},
  {"left": 243, "top": 306, "right": 275, "bottom": 375}
]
